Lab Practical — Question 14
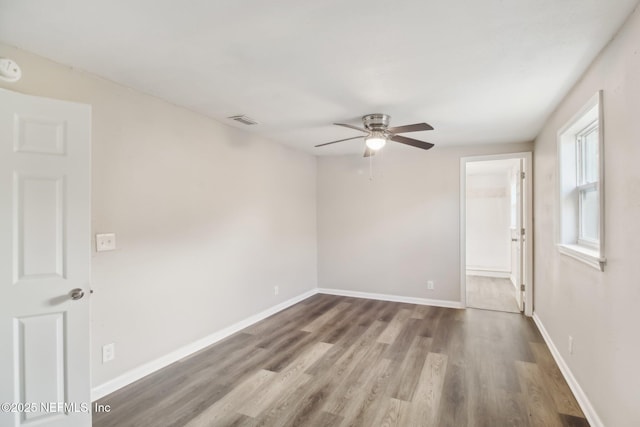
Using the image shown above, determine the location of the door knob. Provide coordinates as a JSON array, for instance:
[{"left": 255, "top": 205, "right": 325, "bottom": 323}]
[
  {"left": 69, "top": 288, "right": 85, "bottom": 300},
  {"left": 511, "top": 238, "right": 518, "bottom": 242}
]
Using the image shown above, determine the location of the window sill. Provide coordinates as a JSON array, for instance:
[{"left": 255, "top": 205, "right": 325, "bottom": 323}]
[{"left": 557, "top": 244, "right": 606, "bottom": 271}]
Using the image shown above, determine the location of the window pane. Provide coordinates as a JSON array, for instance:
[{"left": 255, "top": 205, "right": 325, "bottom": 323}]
[
  {"left": 580, "top": 188, "right": 599, "bottom": 242},
  {"left": 582, "top": 127, "right": 599, "bottom": 184}
]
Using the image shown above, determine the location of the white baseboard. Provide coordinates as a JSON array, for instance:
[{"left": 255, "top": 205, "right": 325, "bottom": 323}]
[
  {"left": 91, "top": 288, "right": 317, "bottom": 402},
  {"left": 317, "top": 288, "right": 463, "bottom": 309},
  {"left": 532, "top": 312, "right": 603, "bottom": 427},
  {"left": 466, "top": 269, "right": 511, "bottom": 279}
]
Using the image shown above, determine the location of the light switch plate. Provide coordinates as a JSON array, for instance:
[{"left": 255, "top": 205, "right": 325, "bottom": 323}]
[{"left": 96, "top": 233, "right": 116, "bottom": 252}]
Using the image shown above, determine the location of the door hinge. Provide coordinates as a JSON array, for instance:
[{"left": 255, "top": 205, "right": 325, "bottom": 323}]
[
  {"left": 520, "top": 284, "right": 525, "bottom": 292},
  {"left": 521, "top": 171, "right": 525, "bottom": 179},
  {"left": 521, "top": 228, "right": 525, "bottom": 236}
]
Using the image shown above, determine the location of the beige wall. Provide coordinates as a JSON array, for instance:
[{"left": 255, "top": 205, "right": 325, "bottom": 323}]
[
  {"left": 466, "top": 171, "right": 512, "bottom": 274},
  {"left": 317, "top": 142, "right": 532, "bottom": 302},
  {"left": 533, "top": 5, "right": 640, "bottom": 427},
  {"left": 0, "top": 43, "right": 318, "bottom": 388}
]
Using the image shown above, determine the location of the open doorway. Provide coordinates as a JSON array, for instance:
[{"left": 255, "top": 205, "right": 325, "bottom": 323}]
[{"left": 460, "top": 153, "right": 533, "bottom": 316}]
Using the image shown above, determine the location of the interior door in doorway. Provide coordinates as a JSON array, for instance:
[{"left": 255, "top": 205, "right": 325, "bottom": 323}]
[
  {"left": 510, "top": 160, "right": 525, "bottom": 312},
  {"left": 0, "top": 88, "right": 91, "bottom": 427}
]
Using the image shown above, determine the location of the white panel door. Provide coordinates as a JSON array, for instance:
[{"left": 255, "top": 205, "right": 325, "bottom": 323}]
[
  {"left": 0, "top": 88, "right": 91, "bottom": 427},
  {"left": 512, "top": 160, "right": 525, "bottom": 312}
]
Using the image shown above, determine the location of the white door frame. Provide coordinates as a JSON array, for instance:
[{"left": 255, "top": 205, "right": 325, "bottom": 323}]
[{"left": 460, "top": 152, "right": 533, "bottom": 316}]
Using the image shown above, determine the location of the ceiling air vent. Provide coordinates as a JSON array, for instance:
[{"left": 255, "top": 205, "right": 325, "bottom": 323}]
[{"left": 228, "top": 115, "right": 259, "bottom": 125}]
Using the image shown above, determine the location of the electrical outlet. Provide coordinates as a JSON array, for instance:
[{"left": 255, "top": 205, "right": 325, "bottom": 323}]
[
  {"left": 96, "top": 233, "right": 116, "bottom": 252},
  {"left": 427, "top": 280, "right": 434, "bottom": 290},
  {"left": 568, "top": 336, "right": 574, "bottom": 354},
  {"left": 274, "top": 286, "right": 279, "bottom": 296},
  {"left": 102, "top": 343, "right": 115, "bottom": 363}
]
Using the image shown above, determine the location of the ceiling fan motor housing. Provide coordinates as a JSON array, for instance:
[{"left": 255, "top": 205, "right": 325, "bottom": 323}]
[{"left": 363, "top": 113, "right": 390, "bottom": 131}]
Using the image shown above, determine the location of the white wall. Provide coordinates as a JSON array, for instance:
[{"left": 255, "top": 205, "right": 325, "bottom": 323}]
[
  {"left": 533, "top": 5, "right": 640, "bottom": 427},
  {"left": 465, "top": 171, "right": 511, "bottom": 274},
  {"left": 317, "top": 142, "right": 532, "bottom": 303},
  {"left": 0, "top": 43, "right": 318, "bottom": 388}
]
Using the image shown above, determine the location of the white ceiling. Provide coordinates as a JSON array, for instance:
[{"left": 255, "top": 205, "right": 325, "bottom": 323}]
[{"left": 0, "top": 0, "right": 637, "bottom": 155}]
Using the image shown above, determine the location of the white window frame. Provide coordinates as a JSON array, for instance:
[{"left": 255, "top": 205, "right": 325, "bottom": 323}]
[
  {"left": 576, "top": 120, "right": 599, "bottom": 249},
  {"left": 557, "top": 91, "right": 606, "bottom": 271}
]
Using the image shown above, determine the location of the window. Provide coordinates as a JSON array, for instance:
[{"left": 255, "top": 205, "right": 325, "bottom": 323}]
[
  {"left": 557, "top": 91, "right": 605, "bottom": 271},
  {"left": 576, "top": 121, "right": 599, "bottom": 246}
]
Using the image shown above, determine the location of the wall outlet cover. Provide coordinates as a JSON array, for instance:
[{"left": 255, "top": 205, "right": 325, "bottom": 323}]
[
  {"left": 96, "top": 233, "right": 116, "bottom": 252},
  {"left": 102, "top": 343, "right": 115, "bottom": 363}
]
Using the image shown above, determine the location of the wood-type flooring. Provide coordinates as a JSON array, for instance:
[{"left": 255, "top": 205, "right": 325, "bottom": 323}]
[
  {"left": 93, "top": 294, "right": 588, "bottom": 427},
  {"left": 466, "top": 275, "right": 520, "bottom": 313}
]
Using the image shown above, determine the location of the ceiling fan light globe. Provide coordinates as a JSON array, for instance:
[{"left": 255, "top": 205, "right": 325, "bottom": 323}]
[{"left": 365, "top": 136, "right": 386, "bottom": 150}]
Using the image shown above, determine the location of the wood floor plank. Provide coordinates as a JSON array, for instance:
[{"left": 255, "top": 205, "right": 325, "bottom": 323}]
[
  {"left": 436, "top": 363, "right": 467, "bottom": 427},
  {"left": 311, "top": 411, "right": 344, "bottom": 427},
  {"left": 399, "top": 352, "right": 448, "bottom": 427},
  {"left": 386, "top": 335, "right": 432, "bottom": 401},
  {"left": 304, "top": 342, "right": 351, "bottom": 376},
  {"left": 253, "top": 373, "right": 312, "bottom": 425},
  {"left": 370, "top": 397, "right": 406, "bottom": 427},
  {"left": 261, "top": 330, "right": 318, "bottom": 372},
  {"left": 429, "top": 308, "right": 461, "bottom": 354},
  {"left": 322, "top": 341, "right": 388, "bottom": 415},
  {"left": 93, "top": 295, "right": 589, "bottom": 427},
  {"left": 377, "top": 308, "right": 412, "bottom": 344},
  {"left": 238, "top": 341, "right": 333, "bottom": 417},
  {"left": 416, "top": 306, "right": 445, "bottom": 338},
  {"left": 184, "top": 369, "right": 275, "bottom": 427},
  {"left": 301, "top": 302, "right": 351, "bottom": 332},
  {"left": 516, "top": 360, "right": 565, "bottom": 427},
  {"left": 318, "top": 300, "right": 373, "bottom": 344},
  {"left": 384, "top": 317, "right": 422, "bottom": 362},
  {"left": 495, "top": 389, "right": 532, "bottom": 427},
  {"left": 466, "top": 275, "right": 520, "bottom": 313},
  {"left": 227, "top": 414, "right": 260, "bottom": 427},
  {"left": 243, "top": 302, "right": 311, "bottom": 336},
  {"left": 270, "top": 377, "right": 336, "bottom": 427},
  {"left": 530, "top": 342, "right": 585, "bottom": 417},
  {"left": 375, "top": 300, "right": 401, "bottom": 323},
  {"left": 337, "top": 357, "right": 394, "bottom": 426},
  {"left": 252, "top": 371, "right": 313, "bottom": 427},
  {"left": 465, "top": 332, "right": 512, "bottom": 427},
  {"left": 410, "top": 304, "right": 431, "bottom": 319},
  {"left": 559, "top": 413, "right": 591, "bottom": 427}
]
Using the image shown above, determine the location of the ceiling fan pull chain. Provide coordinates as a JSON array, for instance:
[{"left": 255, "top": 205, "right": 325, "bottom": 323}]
[{"left": 369, "top": 155, "right": 374, "bottom": 181}]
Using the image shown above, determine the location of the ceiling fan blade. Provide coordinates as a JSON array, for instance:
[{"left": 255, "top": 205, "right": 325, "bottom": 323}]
[
  {"left": 334, "top": 123, "right": 368, "bottom": 133},
  {"left": 391, "top": 135, "right": 435, "bottom": 150},
  {"left": 315, "top": 136, "right": 364, "bottom": 147},
  {"left": 388, "top": 123, "right": 434, "bottom": 133},
  {"left": 363, "top": 147, "right": 376, "bottom": 157}
]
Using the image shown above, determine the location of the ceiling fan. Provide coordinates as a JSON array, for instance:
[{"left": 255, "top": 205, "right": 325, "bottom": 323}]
[{"left": 315, "top": 113, "right": 435, "bottom": 157}]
